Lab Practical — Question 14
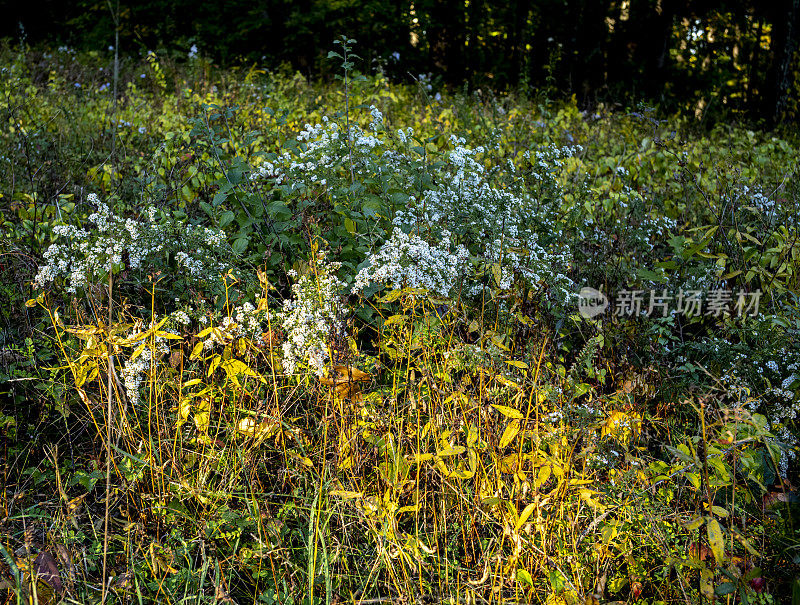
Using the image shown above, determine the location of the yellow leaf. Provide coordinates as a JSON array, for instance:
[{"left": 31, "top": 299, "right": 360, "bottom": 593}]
[
  {"left": 237, "top": 417, "right": 278, "bottom": 442},
  {"left": 208, "top": 355, "right": 221, "bottom": 377},
  {"left": 505, "top": 360, "right": 529, "bottom": 370},
  {"left": 492, "top": 404, "right": 523, "bottom": 419},
  {"left": 498, "top": 453, "right": 522, "bottom": 474},
  {"left": 155, "top": 331, "right": 182, "bottom": 340},
  {"left": 682, "top": 516, "right": 705, "bottom": 531},
  {"left": 178, "top": 393, "right": 210, "bottom": 431},
  {"left": 515, "top": 502, "right": 537, "bottom": 532},
  {"left": 706, "top": 517, "right": 725, "bottom": 564},
  {"left": 129, "top": 341, "right": 147, "bottom": 362},
  {"left": 447, "top": 467, "right": 475, "bottom": 480},
  {"left": 700, "top": 568, "right": 714, "bottom": 599},
  {"left": 319, "top": 365, "right": 371, "bottom": 385},
  {"left": 196, "top": 326, "right": 215, "bottom": 339},
  {"left": 330, "top": 490, "right": 362, "bottom": 499},
  {"left": 74, "top": 365, "right": 87, "bottom": 388},
  {"left": 578, "top": 488, "right": 604, "bottom": 509},
  {"left": 534, "top": 464, "right": 552, "bottom": 488},
  {"left": 499, "top": 419, "right": 521, "bottom": 448},
  {"left": 436, "top": 445, "right": 466, "bottom": 457},
  {"left": 190, "top": 341, "right": 205, "bottom": 360},
  {"left": 383, "top": 314, "right": 406, "bottom": 327},
  {"left": 220, "top": 358, "right": 267, "bottom": 385},
  {"left": 495, "top": 374, "right": 519, "bottom": 389},
  {"left": 466, "top": 425, "right": 479, "bottom": 447},
  {"left": 490, "top": 334, "right": 510, "bottom": 351},
  {"left": 377, "top": 288, "right": 405, "bottom": 303}
]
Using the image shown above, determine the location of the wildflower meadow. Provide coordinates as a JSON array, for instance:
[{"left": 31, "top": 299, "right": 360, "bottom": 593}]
[{"left": 1, "top": 35, "right": 799, "bottom": 605}]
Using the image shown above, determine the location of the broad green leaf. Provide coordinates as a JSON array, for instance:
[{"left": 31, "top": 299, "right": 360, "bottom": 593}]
[
  {"left": 715, "top": 582, "right": 736, "bottom": 596},
  {"left": 516, "top": 568, "right": 534, "bottom": 587}
]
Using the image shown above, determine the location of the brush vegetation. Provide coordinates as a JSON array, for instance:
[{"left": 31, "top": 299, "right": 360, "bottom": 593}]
[{"left": 1, "top": 43, "right": 799, "bottom": 605}]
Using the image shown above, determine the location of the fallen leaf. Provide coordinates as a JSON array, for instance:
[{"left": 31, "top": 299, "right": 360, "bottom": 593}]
[{"left": 33, "top": 551, "right": 63, "bottom": 595}]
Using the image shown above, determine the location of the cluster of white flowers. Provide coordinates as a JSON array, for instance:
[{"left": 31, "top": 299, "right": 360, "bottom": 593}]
[
  {"left": 768, "top": 363, "right": 799, "bottom": 421},
  {"left": 278, "top": 253, "right": 344, "bottom": 376},
  {"left": 172, "top": 310, "right": 191, "bottom": 325},
  {"left": 249, "top": 160, "right": 286, "bottom": 185},
  {"left": 389, "top": 138, "right": 575, "bottom": 301},
  {"left": 34, "top": 196, "right": 162, "bottom": 293},
  {"left": 482, "top": 237, "right": 569, "bottom": 293},
  {"left": 250, "top": 109, "right": 390, "bottom": 196},
  {"left": 250, "top": 108, "right": 578, "bottom": 304},
  {"left": 396, "top": 127, "right": 414, "bottom": 144},
  {"left": 199, "top": 302, "right": 264, "bottom": 351},
  {"left": 122, "top": 348, "right": 150, "bottom": 406},
  {"left": 34, "top": 194, "right": 232, "bottom": 293},
  {"left": 733, "top": 183, "right": 777, "bottom": 214},
  {"left": 772, "top": 425, "right": 799, "bottom": 478},
  {"left": 417, "top": 73, "right": 433, "bottom": 92},
  {"left": 369, "top": 105, "right": 384, "bottom": 130},
  {"left": 352, "top": 228, "right": 469, "bottom": 297}
]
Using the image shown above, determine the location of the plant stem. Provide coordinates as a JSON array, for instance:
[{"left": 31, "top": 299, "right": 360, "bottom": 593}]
[{"left": 101, "top": 263, "right": 113, "bottom": 604}]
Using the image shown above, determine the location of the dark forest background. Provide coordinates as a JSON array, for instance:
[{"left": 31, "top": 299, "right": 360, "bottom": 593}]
[{"left": 2, "top": 0, "right": 799, "bottom": 125}]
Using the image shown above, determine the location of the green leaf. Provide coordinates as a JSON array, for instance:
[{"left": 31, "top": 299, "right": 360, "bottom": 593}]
[
  {"left": 232, "top": 236, "right": 249, "bottom": 254},
  {"left": 516, "top": 568, "right": 534, "bottom": 587},
  {"left": 709, "top": 505, "right": 728, "bottom": 518},
  {"left": 715, "top": 582, "right": 736, "bottom": 596},
  {"left": 682, "top": 516, "right": 705, "bottom": 531},
  {"left": 378, "top": 289, "right": 406, "bottom": 303},
  {"left": 212, "top": 189, "right": 228, "bottom": 207}
]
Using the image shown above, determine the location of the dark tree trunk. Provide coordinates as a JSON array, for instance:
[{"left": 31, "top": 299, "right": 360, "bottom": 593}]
[{"left": 774, "top": 0, "right": 800, "bottom": 122}]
